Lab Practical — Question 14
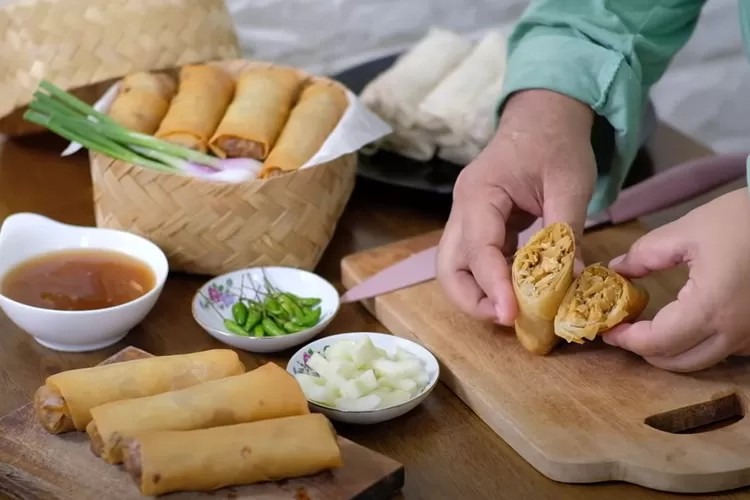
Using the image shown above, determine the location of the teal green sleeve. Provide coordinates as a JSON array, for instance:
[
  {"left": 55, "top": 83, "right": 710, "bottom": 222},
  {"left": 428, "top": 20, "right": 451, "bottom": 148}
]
[
  {"left": 498, "top": 0, "right": 707, "bottom": 215},
  {"left": 741, "top": 2, "right": 750, "bottom": 189}
]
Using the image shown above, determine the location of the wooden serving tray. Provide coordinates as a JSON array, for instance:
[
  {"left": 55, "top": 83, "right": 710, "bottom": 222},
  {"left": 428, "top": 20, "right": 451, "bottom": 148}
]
[
  {"left": 0, "top": 346, "right": 404, "bottom": 499},
  {"left": 341, "top": 229, "right": 750, "bottom": 494}
]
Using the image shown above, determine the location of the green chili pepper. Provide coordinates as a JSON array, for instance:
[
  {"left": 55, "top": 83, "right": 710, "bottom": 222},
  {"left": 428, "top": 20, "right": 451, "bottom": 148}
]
[
  {"left": 242, "top": 306, "right": 262, "bottom": 332},
  {"left": 282, "top": 292, "right": 321, "bottom": 308},
  {"left": 231, "top": 301, "right": 249, "bottom": 326},
  {"left": 262, "top": 317, "right": 286, "bottom": 337},
  {"left": 253, "top": 323, "right": 265, "bottom": 337},
  {"left": 279, "top": 294, "right": 305, "bottom": 321},
  {"left": 224, "top": 319, "right": 249, "bottom": 336},
  {"left": 297, "top": 297, "right": 322, "bottom": 307},
  {"left": 264, "top": 296, "right": 283, "bottom": 316},
  {"left": 293, "top": 306, "right": 322, "bottom": 327},
  {"left": 283, "top": 321, "right": 308, "bottom": 333}
]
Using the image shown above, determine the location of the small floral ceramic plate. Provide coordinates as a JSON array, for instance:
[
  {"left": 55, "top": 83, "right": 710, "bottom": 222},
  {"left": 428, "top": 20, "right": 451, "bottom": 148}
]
[
  {"left": 191, "top": 267, "right": 339, "bottom": 353},
  {"left": 286, "top": 332, "right": 439, "bottom": 424}
]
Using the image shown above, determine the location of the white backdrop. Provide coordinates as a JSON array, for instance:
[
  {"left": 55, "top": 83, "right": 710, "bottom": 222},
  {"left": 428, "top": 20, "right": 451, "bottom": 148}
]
[
  {"left": 226, "top": 0, "right": 748, "bottom": 155},
  {"left": 0, "top": 0, "right": 743, "bottom": 154}
]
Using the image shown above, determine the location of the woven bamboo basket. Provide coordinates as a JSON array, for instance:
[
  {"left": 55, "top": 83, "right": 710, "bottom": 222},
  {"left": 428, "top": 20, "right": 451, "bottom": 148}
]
[
  {"left": 0, "top": 0, "right": 241, "bottom": 136},
  {"left": 89, "top": 60, "right": 358, "bottom": 276}
]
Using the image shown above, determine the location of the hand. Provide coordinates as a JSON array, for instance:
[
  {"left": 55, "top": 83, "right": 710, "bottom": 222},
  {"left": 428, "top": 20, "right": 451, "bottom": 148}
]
[
  {"left": 605, "top": 188, "right": 750, "bottom": 372},
  {"left": 437, "top": 89, "right": 596, "bottom": 325}
]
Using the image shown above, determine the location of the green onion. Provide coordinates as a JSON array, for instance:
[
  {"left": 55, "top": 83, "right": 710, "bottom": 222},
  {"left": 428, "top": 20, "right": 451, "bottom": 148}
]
[
  {"left": 23, "top": 110, "right": 174, "bottom": 172},
  {"left": 23, "top": 80, "right": 224, "bottom": 174}
]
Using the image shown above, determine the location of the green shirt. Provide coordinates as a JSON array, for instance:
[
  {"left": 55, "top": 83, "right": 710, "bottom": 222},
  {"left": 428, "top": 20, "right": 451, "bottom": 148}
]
[{"left": 499, "top": 0, "right": 750, "bottom": 216}]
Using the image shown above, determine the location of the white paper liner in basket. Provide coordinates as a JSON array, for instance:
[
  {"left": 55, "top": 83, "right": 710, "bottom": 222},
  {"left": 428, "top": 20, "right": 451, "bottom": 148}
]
[{"left": 63, "top": 77, "right": 392, "bottom": 181}]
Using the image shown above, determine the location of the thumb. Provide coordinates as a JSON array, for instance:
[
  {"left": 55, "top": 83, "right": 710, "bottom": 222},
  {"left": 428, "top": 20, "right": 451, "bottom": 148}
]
[
  {"left": 542, "top": 192, "right": 589, "bottom": 242},
  {"left": 609, "top": 220, "right": 689, "bottom": 278}
]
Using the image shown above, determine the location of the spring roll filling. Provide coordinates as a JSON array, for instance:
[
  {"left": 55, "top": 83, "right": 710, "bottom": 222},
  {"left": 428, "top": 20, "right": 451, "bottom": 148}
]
[
  {"left": 34, "top": 384, "right": 74, "bottom": 433},
  {"left": 558, "top": 266, "right": 623, "bottom": 329},
  {"left": 122, "top": 438, "right": 143, "bottom": 484},
  {"left": 515, "top": 224, "right": 574, "bottom": 296},
  {"left": 214, "top": 137, "right": 263, "bottom": 158}
]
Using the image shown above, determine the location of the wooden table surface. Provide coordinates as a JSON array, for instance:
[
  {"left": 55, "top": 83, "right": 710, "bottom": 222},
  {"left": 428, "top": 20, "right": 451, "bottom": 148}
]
[{"left": 0, "top": 127, "right": 746, "bottom": 500}]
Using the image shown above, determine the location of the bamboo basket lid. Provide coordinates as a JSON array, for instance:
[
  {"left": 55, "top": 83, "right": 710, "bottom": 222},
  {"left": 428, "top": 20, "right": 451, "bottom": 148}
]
[{"left": 0, "top": 0, "right": 241, "bottom": 134}]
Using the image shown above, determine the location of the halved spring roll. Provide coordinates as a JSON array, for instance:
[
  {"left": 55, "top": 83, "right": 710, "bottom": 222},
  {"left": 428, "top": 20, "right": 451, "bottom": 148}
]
[
  {"left": 107, "top": 72, "right": 177, "bottom": 134},
  {"left": 259, "top": 80, "right": 348, "bottom": 178},
  {"left": 511, "top": 222, "right": 576, "bottom": 355},
  {"left": 208, "top": 66, "right": 307, "bottom": 159},
  {"left": 34, "top": 349, "right": 244, "bottom": 434},
  {"left": 122, "top": 413, "right": 343, "bottom": 496},
  {"left": 87, "top": 362, "right": 309, "bottom": 464},
  {"left": 554, "top": 263, "right": 649, "bottom": 344},
  {"left": 154, "top": 64, "right": 235, "bottom": 152}
]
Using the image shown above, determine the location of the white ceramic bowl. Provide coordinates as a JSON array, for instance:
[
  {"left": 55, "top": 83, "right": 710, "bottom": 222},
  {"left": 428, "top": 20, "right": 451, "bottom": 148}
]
[
  {"left": 0, "top": 213, "right": 168, "bottom": 352},
  {"left": 192, "top": 267, "right": 339, "bottom": 353},
  {"left": 287, "top": 332, "right": 439, "bottom": 425}
]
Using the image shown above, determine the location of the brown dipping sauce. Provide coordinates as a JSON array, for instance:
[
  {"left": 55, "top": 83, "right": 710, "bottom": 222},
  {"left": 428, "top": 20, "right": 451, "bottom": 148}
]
[{"left": 1, "top": 249, "right": 155, "bottom": 311}]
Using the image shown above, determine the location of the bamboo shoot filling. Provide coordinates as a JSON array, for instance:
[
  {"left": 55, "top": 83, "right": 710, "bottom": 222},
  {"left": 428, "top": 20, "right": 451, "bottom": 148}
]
[
  {"left": 558, "top": 266, "right": 622, "bottom": 328},
  {"left": 515, "top": 223, "right": 574, "bottom": 297}
]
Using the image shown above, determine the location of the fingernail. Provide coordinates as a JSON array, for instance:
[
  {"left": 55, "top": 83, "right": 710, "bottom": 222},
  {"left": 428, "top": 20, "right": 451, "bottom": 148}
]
[
  {"left": 609, "top": 254, "right": 625, "bottom": 267},
  {"left": 602, "top": 335, "right": 617, "bottom": 346},
  {"left": 574, "top": 258, "right": 585, "bottom": 275},
  {"left": 495, "top": 304, "right": 510, "bottom": 325}
]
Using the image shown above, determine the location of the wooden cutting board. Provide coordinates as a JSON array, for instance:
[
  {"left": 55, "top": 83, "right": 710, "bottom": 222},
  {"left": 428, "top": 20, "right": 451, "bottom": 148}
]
[
  {"left": 341, "top": 227, "right": 750, "bottom": 494},
  {"left": 0, "top": 346, "right": 404, "bottom": 500}
]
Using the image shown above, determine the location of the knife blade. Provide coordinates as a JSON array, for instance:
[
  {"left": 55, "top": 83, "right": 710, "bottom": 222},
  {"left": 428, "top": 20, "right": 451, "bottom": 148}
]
[
  {"left": 341, "top": 153, "right": 747, "bottom": 303},
  {"left": 340, "top": 246, "right": 437, "bottom": 303}
]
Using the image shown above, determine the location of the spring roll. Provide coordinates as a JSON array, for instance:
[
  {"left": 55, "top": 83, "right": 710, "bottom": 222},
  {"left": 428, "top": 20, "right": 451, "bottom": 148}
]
[
  {"left": 154, "top": 65, "right": 235, "bottom": 152},
  {"left": 87, "top": 362, "right": 309, "bottom": 464},
  {"left": 107, "top": 72, "right": 177, "bottom": 134},
  {"left": 208, "top": 67, "right": 306, "bottom": 159},
  {"left": 554, "top": 264, "right": 649, "bottom": 344},
  {"left": 34, "top": 349, "right": 244, "bottom": 434},
  {"left": 417, "top": 30, "right": 507, "bottom": 134},
  {"left": 260, "top": 80, "right": 348, "bottom": 178},
  {"left": 359, "top": 28, "right": 472, "bottom": 130},
  {"left": 511, "top": 222, "right": 576, "bottom": 355},
  {"left": 383, "top": 127, "right": 436, "bottom": 161},
  {"left": 122, "top": 413, "right": 343, "bottom": 496}
]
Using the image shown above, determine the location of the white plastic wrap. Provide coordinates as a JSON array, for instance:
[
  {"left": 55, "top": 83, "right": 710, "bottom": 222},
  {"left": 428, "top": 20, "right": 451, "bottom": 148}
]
[{"left": 225, "top": 0, "right": 748, "bottom": 156}]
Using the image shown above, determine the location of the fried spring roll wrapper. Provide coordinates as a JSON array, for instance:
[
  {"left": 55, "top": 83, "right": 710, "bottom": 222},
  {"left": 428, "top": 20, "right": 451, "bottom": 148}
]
[
  {"left": 511, "top": 222, "right": 576, "bottom": 355},
  {"left": 554, "top": 264, "right": 649, "bottom": 344},
  {"left": 260, "top": 80, "right": 348, "bottom": 178},
  {"left": 87, "top": 362, "right": 309, "bottom": 464},
  {"left": 154, "top": 65, "right": 235, "bottom": 152},
  {"left": 107, "top": 72, "right": 177, "bottom": 134},
  {"left": 34, "top": 350, "right": 244, "bottom": 434},
  {"left": 122, "top": 413, "right": 343, "bottom": 496},
  {"left": 208, "top": 67, "right": 306, "bottom": 159}
]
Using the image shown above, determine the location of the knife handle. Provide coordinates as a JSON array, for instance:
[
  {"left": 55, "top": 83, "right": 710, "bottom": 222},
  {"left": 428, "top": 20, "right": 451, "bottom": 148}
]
[{"left": 608, "top": 153, "right": 748, "bottom": 224}]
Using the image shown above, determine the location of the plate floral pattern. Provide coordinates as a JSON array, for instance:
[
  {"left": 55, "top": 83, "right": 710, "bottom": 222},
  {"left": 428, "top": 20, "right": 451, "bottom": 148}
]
[
  {"left": 291, "top": 345, "right": 333, "bottom": 376},
  {"left": 198, "top": 277, "right": 238, "bottom": 311}
]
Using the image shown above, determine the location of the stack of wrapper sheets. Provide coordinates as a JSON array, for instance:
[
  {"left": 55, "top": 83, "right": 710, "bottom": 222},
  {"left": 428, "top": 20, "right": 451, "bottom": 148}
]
[{"left": 360, "top": 28, "right": 508, "bottom": 164}]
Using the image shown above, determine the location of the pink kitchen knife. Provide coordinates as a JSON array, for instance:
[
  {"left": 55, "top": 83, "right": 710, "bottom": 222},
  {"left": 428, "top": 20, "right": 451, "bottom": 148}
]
[{"left": 339, "top": 153, "right": 748, "bottom": 304}]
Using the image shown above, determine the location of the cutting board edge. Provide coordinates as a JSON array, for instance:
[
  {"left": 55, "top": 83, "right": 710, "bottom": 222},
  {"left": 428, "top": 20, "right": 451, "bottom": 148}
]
[{"left": 340, "top": 249, "right": 750, "bottom": 494}]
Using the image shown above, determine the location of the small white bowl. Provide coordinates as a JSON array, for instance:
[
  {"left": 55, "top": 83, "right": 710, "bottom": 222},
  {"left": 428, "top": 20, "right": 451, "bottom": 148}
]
[
  {"left": 192, "top": 267, "right": 339, "bottom": 354},
  {"left": 0, "top": 213, "right": 168, "bottom": 352},
  {"left": 287, "top": 332, "right": 439, "bottom": 425}
]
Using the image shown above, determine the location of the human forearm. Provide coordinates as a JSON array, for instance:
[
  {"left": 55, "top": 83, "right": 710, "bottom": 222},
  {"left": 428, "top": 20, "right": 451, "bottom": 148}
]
[
  {"left": 499, "top": 89, "right": 594, "bottom": 140},
  {"left": 497, "top": 0, "right": 707, "bottom": 214}
]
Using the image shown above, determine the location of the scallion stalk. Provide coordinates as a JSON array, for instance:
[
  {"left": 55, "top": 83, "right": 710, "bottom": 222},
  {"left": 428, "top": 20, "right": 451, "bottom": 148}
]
[
  {"left": 25, "top": 79, "right": 228, "bottom": 174},
  {"left": 36, "top": 81, "right": 222, "bottom": 167},
  {"left": 24, "top": 110, "right": 176, "bottom": 173},
  {"left": 38, "top": 80, "right": 119, "bottom": 127}
]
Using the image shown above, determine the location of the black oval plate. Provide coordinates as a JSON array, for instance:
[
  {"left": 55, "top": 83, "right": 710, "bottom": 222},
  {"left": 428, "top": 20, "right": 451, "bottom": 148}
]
[{"left": 332, "top": 53, "right": 657, "bottom": 195}]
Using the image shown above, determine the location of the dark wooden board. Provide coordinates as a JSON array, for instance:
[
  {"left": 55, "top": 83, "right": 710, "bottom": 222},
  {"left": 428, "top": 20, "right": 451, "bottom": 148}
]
[{"left": 0, "top": 346, "right": 404, "bottom": 499}]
